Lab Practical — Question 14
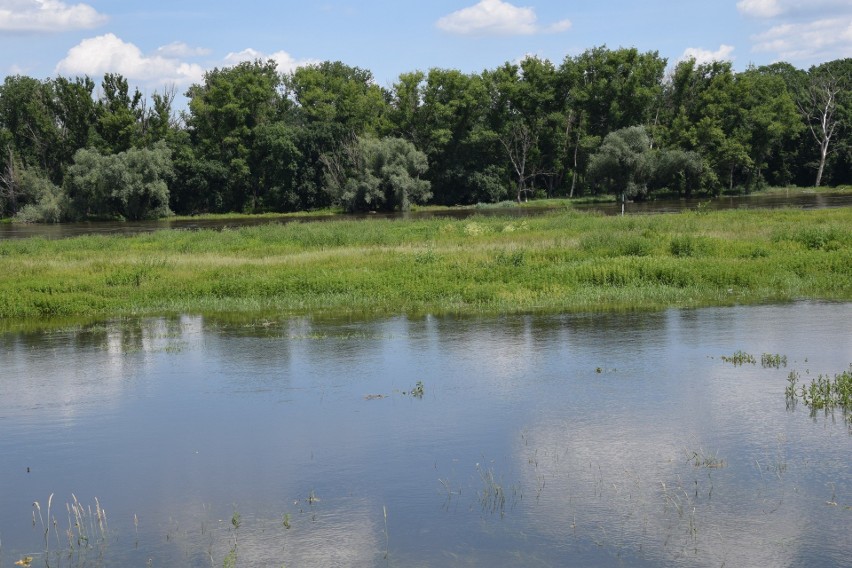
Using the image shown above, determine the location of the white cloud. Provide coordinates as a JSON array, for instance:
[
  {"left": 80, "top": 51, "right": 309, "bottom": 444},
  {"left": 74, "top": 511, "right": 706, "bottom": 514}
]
[
  {"left": 752, "top": 17, "right": 852, "bottom": 61},
  {"left": 738, "top": 1, "right": 852, "bottom": 63},
  {"left": 0, "top": 0, "right": 107, "bottom": 31},
  {"left": 737, "top": 0, "right": 783, "bottom": 18},
  {"left": 679, "top": 44, "right": 736, "bottom": 65},
  {"left": 156, "top": 41, "right": 211, "bottom": 58},
  {"left": 738, "top": 0, "right": 852, "bottom": 19},
  {"left": 55, "top": 33, "right": 205, "bottom": 86},
  {"left": 223, "top": 48, "right": 319, "bottom": 74},
  {"left": 545, "top": 19, "right": 572, "bottom": 34},
  {"left": 436, "top": 0, "right": 571, "bottom": 36}
]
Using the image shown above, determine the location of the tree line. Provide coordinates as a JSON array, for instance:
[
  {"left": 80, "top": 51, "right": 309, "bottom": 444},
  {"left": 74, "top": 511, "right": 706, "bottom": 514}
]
[{"left": 1, "top": 47, "right": 850, "bottom": 222}]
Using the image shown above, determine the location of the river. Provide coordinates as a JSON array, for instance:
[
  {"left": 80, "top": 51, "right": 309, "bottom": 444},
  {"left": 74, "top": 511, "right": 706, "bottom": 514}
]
[{"left": 1, "top": 303, "right": 850, "bottom": 566}]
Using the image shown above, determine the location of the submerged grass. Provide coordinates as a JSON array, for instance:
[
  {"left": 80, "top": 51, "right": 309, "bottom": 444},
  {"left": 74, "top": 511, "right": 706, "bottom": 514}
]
[
  {"left": 786, "top": 365, "right": 852, "bottom": 420},
  {"left": 1, "top": 207, "right": 850, "bottom": 326}
]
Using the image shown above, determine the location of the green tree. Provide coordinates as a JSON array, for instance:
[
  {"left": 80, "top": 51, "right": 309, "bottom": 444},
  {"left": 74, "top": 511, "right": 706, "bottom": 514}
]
[
  {"left": 51, "top": 76, "right": 98, "bottom": 167},
  {"left": 65, "top": 142, "right": 173, "bottom": 220},
  {"left": 185, "top": 59, "right": 283, "bottom": 212},
  {"left": 0, "top": 75, "right": 61, "bottom": 180},
  {"left": 13, "top": 169, "right": 70, "bottom": 223},
  {"left": 286, "top": 61, "right": 389, "bottom": 137},
  {"left": 587, "top": 126, "right": 654, "bottom": 198},
  {"left": 485, "top": 58, "right": 568, "bottom": 201},
  {"left": 95, "top": 73, "right": 143, "bottom": 153},
  {"left": 322, "top": 135, "right": 431, "bottom": 212},
  {"left": 734, "top": 67, "right": 801, "bottom": 189},
  {"left": 416, "top": 68, "right": 503, "bottom": 204}
]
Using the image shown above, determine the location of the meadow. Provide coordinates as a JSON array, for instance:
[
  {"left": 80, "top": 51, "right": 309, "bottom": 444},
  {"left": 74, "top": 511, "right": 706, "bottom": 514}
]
[{"left": 1, "top": 207, "right": 850, "bottom": 326}]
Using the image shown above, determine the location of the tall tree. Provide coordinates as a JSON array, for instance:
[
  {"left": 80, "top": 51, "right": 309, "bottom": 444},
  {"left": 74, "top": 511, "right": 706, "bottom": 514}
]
[
  {"left": 418, "top": 68, "right": 503, "bottom": 204},
  {"left": 0, "top": 75, "right": 61, "bottom": 179},
  {"left": 185, "top": 59, "right": 283, "bottom": 212},
  {"left": 286, "top": 61, "right": 389, "bottom": 138},
  {"left": 734, "top": 67, "right": 801, "bottom": 189},
  {"left": 51, "top": 76, "right": 97, "bottom": 167},
  {"left": 797, "top": 60, "right": 851, "bottom": 186},
  {"left": 95, "top": 73, "right": 143, "bottom": 153}
]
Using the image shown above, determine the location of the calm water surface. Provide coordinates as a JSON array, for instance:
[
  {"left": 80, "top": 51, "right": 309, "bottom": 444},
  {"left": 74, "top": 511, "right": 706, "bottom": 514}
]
[
  {"left": 1, "top": 303, "right": 850, "bottom": 566},
  {"left": 1, "top": 192, "right": 850, "bottom": 240}
]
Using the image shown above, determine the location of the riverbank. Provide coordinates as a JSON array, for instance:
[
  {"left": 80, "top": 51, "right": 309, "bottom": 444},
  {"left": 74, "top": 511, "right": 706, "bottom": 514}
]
[{"left": 1, "top": 207, "right": 850, "bottom": 326}]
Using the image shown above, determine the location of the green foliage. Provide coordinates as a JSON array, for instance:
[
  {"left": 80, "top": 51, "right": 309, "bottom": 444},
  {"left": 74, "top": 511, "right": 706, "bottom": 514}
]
[
  {"left": 1, "top": 208, "right": 849, "bottom": 322},
  {"left": 721, "top": 351, "right": 756, "bottom": 366},
  {"left": 587, "top": 126, "right": 654, "bottom": 197},
  {"left": 787, "top": 366, "right": 852, "bottom": 419},
  {"left": 65, "top": 143, "right": 173, "bottom": 220},
  {"left": 14, "top": 169, "right": 71, "bottom": 223},
  {"left": 95, "top": 73, "right": 143, "bottom": 154},
  {"left": 286, "top": 61, "right": 389, "bottom": 136},
  {"left": 323, "top": 136, "right": 431, "bottom": 212},
  {"left": 0, "top": 52, "right": 850, "bottom": 219}
]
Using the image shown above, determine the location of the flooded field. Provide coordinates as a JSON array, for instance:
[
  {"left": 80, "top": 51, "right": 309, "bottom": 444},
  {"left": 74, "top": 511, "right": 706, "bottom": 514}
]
[
  {"left": 2, "top": 191, "right": 851, "bottom": 241},
  {"left": 1, "top": 303, "right": 850, "bottom": 566}
]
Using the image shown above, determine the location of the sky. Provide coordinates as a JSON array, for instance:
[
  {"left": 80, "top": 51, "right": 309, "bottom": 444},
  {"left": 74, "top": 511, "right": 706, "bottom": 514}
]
[{"left": 1, "top": 0, "right": 850, "bottom": 95}]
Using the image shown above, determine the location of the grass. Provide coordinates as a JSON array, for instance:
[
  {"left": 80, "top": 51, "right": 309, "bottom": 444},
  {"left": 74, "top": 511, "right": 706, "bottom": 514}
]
[{"left": 0, "top": 207, "right": 850, "bottom": 328}]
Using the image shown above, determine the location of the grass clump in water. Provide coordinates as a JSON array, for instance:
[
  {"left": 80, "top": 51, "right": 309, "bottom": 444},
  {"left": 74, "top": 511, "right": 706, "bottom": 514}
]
[
  {"left": 786, "top": 365, "right": 852, "bottom": 420},
  {"left": 721, "top": 351, "right": 756, "bottom": 366},
  {"left": 761, "top": 353, "right": 787, "bottom": 368}
]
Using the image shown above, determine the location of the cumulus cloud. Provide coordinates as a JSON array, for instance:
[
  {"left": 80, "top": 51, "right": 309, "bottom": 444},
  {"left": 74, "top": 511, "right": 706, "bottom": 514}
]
[
  {"left": 0, "top": 0, "right": 107, "bottom": 31},
  {"left": 223, "top": 48, "right": 319, "bottom": 74},
  {"left": 436, "top": 0, "right": 571, "bottom": 36},
  {"left": 679, "top": 44, "right": 736, "bottom": 65},
  {"left": 55, "top": 33, "right": 205, "bottom": 86}
]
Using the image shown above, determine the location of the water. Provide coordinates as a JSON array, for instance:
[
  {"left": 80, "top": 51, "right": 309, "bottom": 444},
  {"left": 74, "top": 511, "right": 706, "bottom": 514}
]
[
  {"left": 2, "top": 192, "right": 850, "bottom": 240},
  {"left": 1, "top": 303, "right": 850, "bottom": 566}
]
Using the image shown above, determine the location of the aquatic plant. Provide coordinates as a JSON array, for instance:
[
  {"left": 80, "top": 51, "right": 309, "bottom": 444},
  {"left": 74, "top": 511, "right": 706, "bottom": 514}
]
[
  {"left": 787, "top": 365, "right": 852, "bottom": 419},
  {"left": 687, "top": 450, "right": 726, "bottom": 469},
  {"left": 721, "top": 351, "right": 756, "bottom": 366},
  {"left": 28, "top": 494, "right": 108, "bottom": 566},
  {"left": 761, "top": 353, "right": 788, "bottom": 368}
]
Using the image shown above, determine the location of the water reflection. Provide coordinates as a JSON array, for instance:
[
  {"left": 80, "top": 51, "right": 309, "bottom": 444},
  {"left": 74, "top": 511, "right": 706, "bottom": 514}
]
[{"left": 0, "top": 303, "right": 850, "bottom": 566}]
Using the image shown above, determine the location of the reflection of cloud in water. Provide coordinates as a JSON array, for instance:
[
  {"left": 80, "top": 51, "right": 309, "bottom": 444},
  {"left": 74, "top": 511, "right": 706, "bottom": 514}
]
[
  {"left": 160, "top": 497, "right": 382, "bottom": 567},
  {"left": 517, "top": 417, "right": 808, "bottom": 567}
]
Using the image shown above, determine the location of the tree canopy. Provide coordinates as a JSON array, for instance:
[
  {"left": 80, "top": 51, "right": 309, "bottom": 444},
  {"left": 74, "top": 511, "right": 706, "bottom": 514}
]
[{"left": 1, "top": 50, "right": 850, "bottom": 222}]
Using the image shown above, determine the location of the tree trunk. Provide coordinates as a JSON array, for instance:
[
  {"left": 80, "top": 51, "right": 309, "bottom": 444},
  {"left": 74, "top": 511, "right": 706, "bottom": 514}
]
[
  {"left": 815, "top": 139, "right": 829, "bottom": 187},
  {"left": 570, "top": 129, "right": 580, "bottom": 198}
]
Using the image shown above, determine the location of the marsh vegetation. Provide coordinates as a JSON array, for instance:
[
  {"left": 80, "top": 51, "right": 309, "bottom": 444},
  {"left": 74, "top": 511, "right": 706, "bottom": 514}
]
[{"left": 1, "top": 207, "right": 850, "bottom": 326}]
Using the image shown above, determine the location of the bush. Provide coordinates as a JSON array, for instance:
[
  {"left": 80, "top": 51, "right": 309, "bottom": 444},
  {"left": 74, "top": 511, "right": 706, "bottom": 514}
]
[
  {"left": 65, "top": 142, "right": 173, "bottom": 220},
  {"left": 13, "top": 169, "right": 71, "bottom": 223}
]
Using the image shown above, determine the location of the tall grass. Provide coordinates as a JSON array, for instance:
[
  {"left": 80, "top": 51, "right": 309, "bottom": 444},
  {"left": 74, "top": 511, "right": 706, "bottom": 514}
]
[{"left": 1, "top": 208, "right": 850, "bottom": 325}]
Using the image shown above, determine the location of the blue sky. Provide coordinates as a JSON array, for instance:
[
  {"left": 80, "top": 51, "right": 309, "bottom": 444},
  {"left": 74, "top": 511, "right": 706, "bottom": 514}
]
[{"left": 1, "top": 0, "right": 850, "bottom": 94}]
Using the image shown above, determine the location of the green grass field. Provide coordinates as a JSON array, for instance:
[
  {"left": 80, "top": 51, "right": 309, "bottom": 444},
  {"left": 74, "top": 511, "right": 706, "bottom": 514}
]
[{"left": 1, "top": 207, "right": 850, "bottom": 327}]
